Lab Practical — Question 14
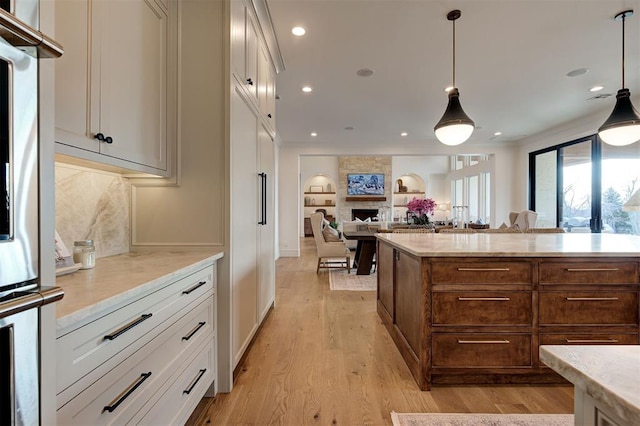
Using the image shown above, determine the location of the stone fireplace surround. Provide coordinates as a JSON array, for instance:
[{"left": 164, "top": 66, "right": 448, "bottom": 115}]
[{"left": 337, "top": 156, "right": 392, "bottom": 223}]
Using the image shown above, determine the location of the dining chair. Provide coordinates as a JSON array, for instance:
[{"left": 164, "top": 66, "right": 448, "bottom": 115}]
[
  {"left": 438, "top": 228, "right": 477, "bottom": 234},
  {"left": 310, "top": 212, "right": 351, "bottom": 273}
]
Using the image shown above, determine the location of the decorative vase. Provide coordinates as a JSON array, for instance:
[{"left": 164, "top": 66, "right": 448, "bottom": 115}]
[
  {"left": 326, "top": 183, "right": 332, "bottom": 192},
  {"left": 304, "top": 196, "right": 310, "bottom": 205}
]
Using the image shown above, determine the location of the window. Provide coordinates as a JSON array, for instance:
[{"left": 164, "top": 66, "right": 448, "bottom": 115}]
[{"left": 529, "top": 135, "right": 640, "bottom": 234}]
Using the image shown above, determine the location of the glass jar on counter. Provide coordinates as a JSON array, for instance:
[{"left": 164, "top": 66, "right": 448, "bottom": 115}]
[{"left": 73, "top": 240, "right": 96, "bottom": 269}]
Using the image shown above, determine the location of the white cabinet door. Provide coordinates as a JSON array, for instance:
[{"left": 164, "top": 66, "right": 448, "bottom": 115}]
[
  {"left": 258, "top": 123, "right": 275, "bottom": 321},
  {"left": 244, "top": 13, "right": 259, "bottom": 99},
  {"left": 230, "top": 0, "right": 246, "bottom": 84},
  {"left": 55, "top": 0, "right": 169, "bottom": 174},
  {"left": 230, "top": 87, "right": 258, "bottom": 367},
  {"left": 97, "top": 0, "right": 167, "bottom": 171}
]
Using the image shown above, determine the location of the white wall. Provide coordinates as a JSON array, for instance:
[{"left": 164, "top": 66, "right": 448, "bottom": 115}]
[{"left": 279, "top": 142, "right": 519, "bottom": 257}]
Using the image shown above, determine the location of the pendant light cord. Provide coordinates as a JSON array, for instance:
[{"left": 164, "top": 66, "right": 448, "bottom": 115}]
[
  {"left": 452, "top": 18, "right": 456, "bottom": 87},
  {"left": 622, "top": 13, "right": 626, "bottom": 88}
]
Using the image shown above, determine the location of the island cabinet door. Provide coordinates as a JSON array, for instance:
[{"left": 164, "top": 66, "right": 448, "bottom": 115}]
[
  {"left": 376, "top": 241, "right": 395, "bottom": 320},
  {"left": 394, "top": 250, "right": 425, "bottom": 358}
]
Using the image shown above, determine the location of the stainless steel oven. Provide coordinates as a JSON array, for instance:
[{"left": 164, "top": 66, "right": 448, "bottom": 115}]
[{"left": 0, "top": 0, "right": 62, "bottom": 424}]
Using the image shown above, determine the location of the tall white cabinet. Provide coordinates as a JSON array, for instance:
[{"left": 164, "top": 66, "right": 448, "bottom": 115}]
[{"left": 229, "top": 0, "right": 278, "bottom": 368}]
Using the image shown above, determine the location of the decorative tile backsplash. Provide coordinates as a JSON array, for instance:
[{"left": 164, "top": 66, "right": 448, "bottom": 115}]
[{"left": 55, "top": 163, "right": 130, "bottom": 258}]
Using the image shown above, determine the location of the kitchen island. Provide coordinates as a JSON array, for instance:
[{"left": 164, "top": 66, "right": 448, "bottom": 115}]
[
  {"left": 540, "top": 345, "right": 640, "bottom": 426},
  {"left": 375, "top": 233, "right": 640, "bottom": 390}
]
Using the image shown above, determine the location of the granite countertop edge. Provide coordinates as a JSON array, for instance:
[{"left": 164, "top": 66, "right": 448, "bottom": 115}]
[{"left": 56, "top": 250, "right": 224, "bottom": 333}]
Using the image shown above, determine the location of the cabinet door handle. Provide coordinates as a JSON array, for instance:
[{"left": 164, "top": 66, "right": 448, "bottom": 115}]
[
  {"left": 103, "top": 372, "right": 152, "bottom": 413},
  {"left": 246, "top": 78, "right": 254, "bottom": 85},
  {"left": 94, "top": 133, "right": 113, "bottom": 144},
  {"left": 267, "top": 113, "right": 272, "bottom": 118},
  {"left": 565, "top": 297, "right": 619, "bottom": 301},
  {"left": 458, "top": 297, "right": 511, "bottom": 301},
  {"left": 457, "top": 268, "right": 510, "bottom": 272},
  {"left": 104, "top": 313, "right": 152, "bottom": 340},
  {"left": 566, "top": 339, "right": 619, "bottom": 343},
  {"left": 182, "top": 322, "right": 206, "bottom": 341},
  {"left": 183, "top": 369, "right": 207, "bottom": 395},
  {"left": 457, "top": 339, "right": 510, "bottom": 344},
  {"left": 565, "top": 268, "right": 620, "bottom": 272},
  {"left": 104, "top": 136, "right": 113, "bottom": 144},
  {"left": 183, "top": 281, "right": 207, "bottom": 295}
]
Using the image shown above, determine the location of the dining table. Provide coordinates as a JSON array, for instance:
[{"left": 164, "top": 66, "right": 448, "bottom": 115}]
[{"left": 342, "top": 230, "right": 377, "bottom": 275}]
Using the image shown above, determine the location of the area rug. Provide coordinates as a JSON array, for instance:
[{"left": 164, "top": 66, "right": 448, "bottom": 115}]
[
  {"left": 328, "top": 268, "right": 376, "bottom": 291},
  {"left": 391, "top": 412, "right": 574, "bottom": 426}
]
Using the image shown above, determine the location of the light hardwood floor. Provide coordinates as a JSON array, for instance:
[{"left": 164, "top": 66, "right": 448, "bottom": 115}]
[{"left": 187, "top": 238, "right": 573, "bottom": 425}]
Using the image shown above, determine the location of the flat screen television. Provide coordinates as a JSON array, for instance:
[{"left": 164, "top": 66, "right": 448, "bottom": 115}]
[{"left": 347, "top": 173, "right": 385, "bottom": 195}]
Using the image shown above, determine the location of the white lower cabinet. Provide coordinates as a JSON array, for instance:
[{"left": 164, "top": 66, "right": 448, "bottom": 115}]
[{"left": 56, "top": 264, "right": 217, "bottom": 425}]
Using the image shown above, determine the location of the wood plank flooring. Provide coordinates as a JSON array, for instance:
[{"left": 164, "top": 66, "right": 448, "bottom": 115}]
[{"left": 187, "top": 238, "right": 573, "bottom": 425}]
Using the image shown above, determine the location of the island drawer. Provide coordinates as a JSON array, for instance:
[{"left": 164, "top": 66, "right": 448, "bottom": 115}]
[
  {"left": 57, "top": 266, "right": 214, "bottom": 396},
  {"left": 539, "top": 291, "right": 638, "bottom": 325},
  {"left": 540, "top": 333, "right": 638, "bottom": 345},
  {"left": 432, "top": 292, "right": 532, "bottom": 325},
  {"left": 432, "top": 333, "right": 531, "bottom": 367},
  {"left": 431, "top": 261, "right": 532, "bottom": 285},
  {"left": 539, "top": 261, "right": 638, "bottom": 285}
]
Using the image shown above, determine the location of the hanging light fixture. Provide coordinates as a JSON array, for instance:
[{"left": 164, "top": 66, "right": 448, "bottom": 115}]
[
  {"left": 598, "top": 10, "right": 640, "bottom": 146},
  {"left": 434, "top": 9, "right": 475, "bottom": 146}
]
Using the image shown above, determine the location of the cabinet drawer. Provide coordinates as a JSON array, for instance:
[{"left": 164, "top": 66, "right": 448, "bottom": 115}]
[
  {"left": 539, "top": 292, "right": 638, "bottom": 325},
  {"left": 57, "top": 266, "right": 213, "bottom": 396},
  {"left": 137, "top": 340, "right": 215, "bottom": 425},
  {"left": 432, "top": 262, "right": 532, "bottom": 284},
  {"left": 432, "top": 334, "right": 531, "bottom": 367},
  {"left": 57, "top": 298, "right": 214, "bottom": 424},
  {"left": 432, "top": 292, "right": 532, "bottom": 325},
  {"left": 540, "top": 333, "right": 638, "bottom": 345},
  {"left": 539, "top": 262, "right": 638, "bottom": 285}
]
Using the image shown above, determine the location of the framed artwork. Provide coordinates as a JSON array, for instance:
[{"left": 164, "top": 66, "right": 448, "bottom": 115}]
[{"left": 309, "top": 185, "right": 323, "bottom": 193}]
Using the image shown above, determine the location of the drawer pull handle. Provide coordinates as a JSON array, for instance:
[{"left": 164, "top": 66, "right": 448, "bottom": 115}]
[
  {"left": 565, "top": 268, "right": 620, "bottom": 272},
  {"left": 457, "top": 268, "right": 510, "bottom": 272},
  {"left": 103, "top": 372, "right": 152, "bottom": 413},
  {"left": 458, "top": 297, "right": 511, "bottom": 301},
  {"left": 457, "top": 339, "right": 510, "bottom": 344},
  {"left": 183, "top": 281, "right": 207, "bottom": 295},
  {"left": 566, "top": 339, "right": 619, "bottom": 343},
  {"left": 182, "top": 322, "right": 206, "bottom": 341},
  {"left": 104, "top": 314, "right": 152, "bottom": 340},
  {"left": 565, "top": 297, "right": 619, "bottom": 301},
  {"left": 183, "top": 369, "right": 207, "bottom": 395}
]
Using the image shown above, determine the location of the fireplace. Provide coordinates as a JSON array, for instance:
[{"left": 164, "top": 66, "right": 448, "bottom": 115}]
[{"left": 352, "top": 209, "right": 378, "bottom": 221}]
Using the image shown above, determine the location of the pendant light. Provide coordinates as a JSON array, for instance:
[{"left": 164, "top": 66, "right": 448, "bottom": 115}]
[
  {"left": 598, "top": 10, "right": 640, "bottom": 147},
  {"left": 434, "top": 10, "right": 475, "bottom": 146}
]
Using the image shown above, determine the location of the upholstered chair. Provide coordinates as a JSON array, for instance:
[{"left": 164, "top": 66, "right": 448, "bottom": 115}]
[
  {"left": 438, "top": 228, "right": 477, "bottom": 234},
  {"left": 310, "top": 212, "right": 351, "bottom": 274},
  {"left": 509, "top": 210, "right": 538, "bottom": 231}
]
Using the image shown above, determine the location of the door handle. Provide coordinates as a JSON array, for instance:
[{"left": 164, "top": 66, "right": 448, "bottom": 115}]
[{"left": 258, "top": 172, "right": 267, "bottom": 225}]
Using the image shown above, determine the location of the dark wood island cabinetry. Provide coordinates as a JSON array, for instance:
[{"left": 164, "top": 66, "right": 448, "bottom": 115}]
[{"left": 376, "top": 233, "right": 640, "bottom": 390}]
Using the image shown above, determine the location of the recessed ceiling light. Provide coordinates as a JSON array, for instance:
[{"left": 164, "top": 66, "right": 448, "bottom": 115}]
[
  {"left": 444, "top": 86, "right": 454, "bottom": 92},
  {"left": 356, "top": 68, "right": 374, "bottom": 77},
  {"left": 310, "top": 132, "right": 317, "bottom": 137},
  {"left": 302, "top": 86, "right": 313, "bottom": 93},
  {"left": 291, "top": 27, "right": 306, "bottom": 36},
  {"left": 401, "top": 132, "right": 408, "bottom": 137},
  {"left": 494, "top": 131, "right": 502, "bottom": 136},
  {"left": 566, "top": 68, "right": 589, "bottom": 77},
  {"left": 589, "top": 85, "right": 604, "bottom": 92}
]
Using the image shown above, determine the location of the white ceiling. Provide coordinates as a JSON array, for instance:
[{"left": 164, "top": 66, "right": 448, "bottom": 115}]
[{"left": 268, "top": 0, "right": 640, "bottom": 149}]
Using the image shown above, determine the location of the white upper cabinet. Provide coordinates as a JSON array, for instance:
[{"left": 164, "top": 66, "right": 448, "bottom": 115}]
[
  {"left": 230, "top": 0, "right": 276, "bottom": 132},
  {"left": 55, "top": 0, "right": 174, "bottom": 176}
]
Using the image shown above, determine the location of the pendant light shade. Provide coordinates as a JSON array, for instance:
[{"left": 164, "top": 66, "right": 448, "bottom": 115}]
[
  {"left": 434, "top": 88, "right": 475, "bottom": 146},
  {"left": 598, "top": 10, "right": 640, "bottom": 146},
  {"left": 434, "top": 10, "right": 474, "bottom": 146}
]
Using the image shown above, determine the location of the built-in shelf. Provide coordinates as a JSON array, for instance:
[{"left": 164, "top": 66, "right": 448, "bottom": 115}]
[
  {"left": 305, "top": 204, "right": 335, "bottom": 207},
  {"left": 393, "top": 204, "right": 408, "bottom": 207},
  {"left": 304, "top": 191, "right": 336, "bottom": 194},
  {"left": 346, "top": 196, "right": 387, "bottom": 202}
]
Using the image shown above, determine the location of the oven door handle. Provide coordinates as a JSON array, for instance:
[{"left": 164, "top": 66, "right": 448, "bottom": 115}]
[{"left": 0, "top": 9, "right": 63, "bottom": 58}]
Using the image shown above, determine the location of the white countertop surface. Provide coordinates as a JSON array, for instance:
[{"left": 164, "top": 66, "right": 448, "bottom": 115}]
[
  {"left": 376, "top": 233, "right": 640, "bottom": 257},
  {"left": 540, "top": 345, "right": 640, "bottom": 425},
  {"left": 55, "top": 250, "right": 224, "bottom": 331}
]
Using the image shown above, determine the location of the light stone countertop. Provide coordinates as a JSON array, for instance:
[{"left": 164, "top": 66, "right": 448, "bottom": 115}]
[
  {"left": 540, "top": 345, "right": 640, "bottom": 425},
  {"left": 376, "top": 233, "right": 640, "bottom": 257},
  {"left": 55, "top": 250, "right": 224, "bottom": 332}
]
